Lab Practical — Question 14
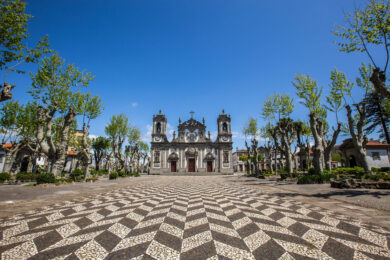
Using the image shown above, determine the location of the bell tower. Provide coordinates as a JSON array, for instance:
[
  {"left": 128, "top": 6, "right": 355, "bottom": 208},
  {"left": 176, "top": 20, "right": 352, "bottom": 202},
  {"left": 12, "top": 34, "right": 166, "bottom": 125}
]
[
  {"left": 217, "top": 109, "right": 232, "bottom": 142},
  {"left": 152, "top": 109, "right": 167, "bottom": 142}
]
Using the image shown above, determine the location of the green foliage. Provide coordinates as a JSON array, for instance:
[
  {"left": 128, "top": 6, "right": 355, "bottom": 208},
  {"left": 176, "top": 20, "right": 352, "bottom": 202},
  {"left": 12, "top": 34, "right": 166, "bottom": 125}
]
[
  {"left": 332, "top": 167, "right": 365, "bottom": 177},
  {"left": 239, "top": 155, "right": 248, "bottom": 162},
  {"left": 16, "top": 172, "right": 35, "bottom": 182},
  {"left": 109, "top": 172, "right": 118, "bottom": 180},
  {"left": 92, "top": 136, "right": 110, "bottom": 152},
  {"left": 262, "top": 93, "right": 294, "bottom": 121},
  {"left": 297, "top": 172, "right": 337, "bottom": 184},
  {"left": 308, "top": 167, "right": 316, "bottom": 175},
  {"left": 0, "top": 172, "right": 11, "bottom": 183},
  {"left": 243, "top": 117, "right": 259, "bottom": 139},
  {"left": 333, "top": 0, "right": 390, "bottom": 69},
  {"left": 118, "top": 170, "right": 126, "bottom": 177},
  {"left": 85, "top": 176, "right": 98, "bottom": 182},
  {"left": 90, "top": 169, "right": 108, "bottom": 175},
  {"left": 70, "top": 169, "right": 84, "bottom": 181},
  {"left": 55, "top": 178, "right": 73, "bottom": 184},
  {"left": 29, "top": 53, "right": 94, "bottom": 114},
  {"left": 133, "top": 171, "right": 140, "bottom": 177},
  {"left": 363, "top": 172, "right": 390, "bottom": 181},
  {"left": 0, "top": 0, "right": 51, "bottom": 76},
  {"left": 36, "top": 172, "right": 55, "bottom": 184},
  {"left": 326, "top": 69, "right": 353, "bottom": 121},
  {"left": 293, "top": 74, "right": 325, "bottom": 116}
]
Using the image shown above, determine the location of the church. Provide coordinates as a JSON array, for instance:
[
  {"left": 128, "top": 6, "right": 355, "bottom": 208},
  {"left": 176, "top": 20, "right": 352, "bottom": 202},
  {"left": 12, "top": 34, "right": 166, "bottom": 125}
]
[{"left": 150, "top": 110, "right": 233, "bottom": 175}]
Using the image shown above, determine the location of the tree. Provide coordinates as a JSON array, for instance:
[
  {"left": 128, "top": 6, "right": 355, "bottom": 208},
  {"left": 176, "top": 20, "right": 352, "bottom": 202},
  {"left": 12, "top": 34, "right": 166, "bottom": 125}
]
[
  {"left": 243, "top": 117, "right": 262, "bottom": 177},
  {"left": 77, "top": 93, "right": 103, "bottom": 179},
  {"left": 0, "top": 100, "right": 39, "bottom": 173},
  {"left": 0, "top": 0, "right": 51, "bottom": 102},
  {"left": 92, "top": 136, "right": 110, "bottom": 171},
  {"left": 334, "top": 0, "right": 390, "bottom": 99},
  {"left": 364, "top": 91, "right": 390, "bottom": 143},
  {"left": 125, "top": 127, "right": 141, "bottom": 172},
  {"left": 29, "top": 53, "right": 94, "bottom": 176},
  {"left": 105, "top": 113, "right": 130, "bottom": 171},
  {"left": 262, "top": 93, "right": 295, "bottom": 176},
  {"left": 138, "top": 141, "right": 149, "bottom": 172}
]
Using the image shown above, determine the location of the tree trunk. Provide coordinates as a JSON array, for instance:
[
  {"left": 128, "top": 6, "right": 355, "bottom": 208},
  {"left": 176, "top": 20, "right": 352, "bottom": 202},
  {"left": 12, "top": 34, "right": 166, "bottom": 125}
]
[
  {"left": 323, "top": 124, "right": 341, "bottom": 171},
  {"left": 346, "top": 104, "right": 370, "bottom": 172},
  {"left": 245, "top": 141, "right": 251, "bottom": 175},
  {"left": 309, "top": 113, "right": 324, "bottom": 174},
  {"left": 370, "top": 68, "right": 390, "bottom": 99}
]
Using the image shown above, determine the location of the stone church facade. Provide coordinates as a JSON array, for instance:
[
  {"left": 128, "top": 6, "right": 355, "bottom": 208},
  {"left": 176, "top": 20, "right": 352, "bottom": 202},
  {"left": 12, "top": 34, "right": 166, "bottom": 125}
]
[{"left": 150, "top": 110, "right": 233, "bottom": 175}]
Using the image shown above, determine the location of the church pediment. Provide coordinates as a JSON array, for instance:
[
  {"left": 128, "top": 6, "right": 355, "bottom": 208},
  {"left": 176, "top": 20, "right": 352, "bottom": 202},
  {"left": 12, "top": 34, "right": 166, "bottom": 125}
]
[
  {"left": 203, "top": 152, "right": 215, "bottom": 161},
  {"left": 168, "top": 152, "right": 179, "bottom": 161}
]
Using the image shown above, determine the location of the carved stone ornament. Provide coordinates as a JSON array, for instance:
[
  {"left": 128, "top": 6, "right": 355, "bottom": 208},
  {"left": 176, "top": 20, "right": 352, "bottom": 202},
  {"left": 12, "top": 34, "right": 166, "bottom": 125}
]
[
  {"left": 168, "top": 152, "right": 179, "bottom": 161},
  {"left": 203, "top": 152, "right": 215, "bottom": 161}
]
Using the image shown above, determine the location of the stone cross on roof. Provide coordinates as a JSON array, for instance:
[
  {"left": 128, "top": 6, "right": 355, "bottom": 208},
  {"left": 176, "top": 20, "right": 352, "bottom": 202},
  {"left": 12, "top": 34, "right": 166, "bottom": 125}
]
[{"left": 190, "top": 110, "right": 194, "bottom": 118}]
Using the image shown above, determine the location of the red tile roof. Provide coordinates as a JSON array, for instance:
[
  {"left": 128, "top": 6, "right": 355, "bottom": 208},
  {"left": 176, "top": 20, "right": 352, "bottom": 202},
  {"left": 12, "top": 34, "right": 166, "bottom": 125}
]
[{"left": 366, "top": 142, "right": 390, "bottom": 146}]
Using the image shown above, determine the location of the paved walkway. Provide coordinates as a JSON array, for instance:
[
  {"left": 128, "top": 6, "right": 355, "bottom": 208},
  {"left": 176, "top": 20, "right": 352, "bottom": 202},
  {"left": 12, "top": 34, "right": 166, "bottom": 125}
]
[{"left": 1, "top": 176, "right": 390, "bottom": 259}]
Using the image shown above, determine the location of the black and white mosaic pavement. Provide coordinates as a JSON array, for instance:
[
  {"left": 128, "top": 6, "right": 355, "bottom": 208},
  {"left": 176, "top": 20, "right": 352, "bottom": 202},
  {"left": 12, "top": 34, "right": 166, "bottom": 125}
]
[{"left": 1, "top": 177, "right": 390, "bottom": 259}]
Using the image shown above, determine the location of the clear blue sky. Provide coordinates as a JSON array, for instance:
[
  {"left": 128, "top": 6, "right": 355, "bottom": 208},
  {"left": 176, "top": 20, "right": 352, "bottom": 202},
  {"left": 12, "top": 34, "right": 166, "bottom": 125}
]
[{"left": 9, "top": 0, "right": 374, "bottom": 149}]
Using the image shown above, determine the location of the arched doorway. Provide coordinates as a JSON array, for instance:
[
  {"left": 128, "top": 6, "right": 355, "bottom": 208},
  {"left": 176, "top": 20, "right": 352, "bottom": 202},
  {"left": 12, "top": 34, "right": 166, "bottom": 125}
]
[
  {"left": 207, "top": 161, "right": 213, "bottom": 172},
  {"left": 188, "top": 158, "right": 195, "bottom": 172},
  {"left": 349, "top": 155, "right": 357, "bottom": 167},
  {"left": 171, "top": 161, "right": 177, "bottom": 172},
  {"left": 20, "top": 157, "right": 29, "bottom": 172}
]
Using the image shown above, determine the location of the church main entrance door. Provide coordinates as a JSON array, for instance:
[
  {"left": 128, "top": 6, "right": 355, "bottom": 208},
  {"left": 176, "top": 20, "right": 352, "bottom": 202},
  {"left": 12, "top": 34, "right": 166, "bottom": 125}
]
[
  {"left": 171, "top": 161, "right": 177, "bottom": 172},
  {"left": 207, "top": 161, "right": 212, "bottom": 172},
  {"left": 188, "top": 159, "right": 195, "bottom": 172}
]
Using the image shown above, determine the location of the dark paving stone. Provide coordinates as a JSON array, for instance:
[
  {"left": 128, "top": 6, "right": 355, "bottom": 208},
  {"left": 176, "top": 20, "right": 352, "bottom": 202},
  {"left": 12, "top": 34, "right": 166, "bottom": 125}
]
[
  {"left": 268, "top": 211, "right": 285, "bottom": 221},
  {"left": 208, "top": 217, "right": 234, "bottom": 229},
  {"left": 186, "top": 212, "right": 207, "bottom": 222},
  {"left": 0, "top": 241, "right": 24, "bottom": 253},
  {"left": 71, "top": 224, "right": 113, "bottom": 237},
  {"left": 291, "top": 217, "right": 330, "bottom": 226},
  {"left": 222, "top": 205, "right": 235, "bottom": 211},
  {"left": 170, "top": 208, "right": 186, "bottom": 217},
  {"left": 211, "top": 231, "right": 248, "bottom": 251},
  {"left": 183, "top": 223, "right": 210, "bottom": 239},
  {"left": 33, "top": 230, "right": 63, "bottom": 251},
  {"left": 143, "top": 212, "right": 167, "bottom": 221},
  {"left": 289, "top": 252, "right": 317, "bottom": 260},
  {"left": 64, "top": 253, "right": 79, "bottom": 260},
  {"left": 307, "top": 211, "right": 324, "bottom": 220},
  {"left": 180, "top": 241, "right": 216, "bottom": 260},
  {"left": 61, "top": 208, "right": 76, "bottom": 217},
  {"left": 255, "top": 204, "right": 269, "bottom": 212},
  {"left": 336, "top": 221, "right": 360, "bottom": 236},
  {"left": 29, "top": 241, "right": 88, "bottom": 260},
  {"left": 154, "top": 230, "right": 182, "bottom": 251},
  {"left": 95, "top": 230, "right": 121, "bottom": 251},
  {"left": 237, "top": 222, "right": 260, "bottom": 238},
  {"left": 204, "top": 208, "right": 224, "bottom": 215},
  {"left": 28, "top": 217, "right": 48, "bottom": 230},
  {"left": 133, "top": 208, "right": 149, "bottom": 217},
  {"left": 264, "top": 230, "right": 314, "bottom": 248},
  {"left": 187, "top": 204, "right": 204, "bottom": 211},
  {"left": 105, "top": 242, "right": 150, "bottom": 259},
  {"left": 252, "top": 239, "right": 285, "bottom": 260},
  {"left": 227, "top": 212, "right": 246, "bottom": 222},
  {"left": 318, "top": 230, "right": 376, "bottom": 246},
  {"left": 164, "top": 217, "right": 185, "bottom": 230},
  {"left": 322, "top": 238, "right": 355, "bottom": 260},
  {"left": 97, "top": 208, "right": 112, "bottom": 217},
  {"left": 119, "top": 217, "right": 138, "bottom": 229},
  {"left": 73, "top": 217, "right": 93, "bottom": 229},
  {"left": 249, "top": 216, "right": 280, "bottom": 227},
  {"left": 288, "top": 222, "right": 310, "bottom": 237},
  {"left": 127, "top": 224, "right": 161, "bottom": 237},
  {"left": 18, "top": 224, "right": 64, "bottom": 236}
]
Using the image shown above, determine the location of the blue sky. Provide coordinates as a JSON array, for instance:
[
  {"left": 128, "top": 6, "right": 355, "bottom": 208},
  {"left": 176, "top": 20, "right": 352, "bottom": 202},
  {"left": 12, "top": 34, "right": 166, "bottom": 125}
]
[{"left": 8, "top": 0, "right": 376, "bottom": 149}]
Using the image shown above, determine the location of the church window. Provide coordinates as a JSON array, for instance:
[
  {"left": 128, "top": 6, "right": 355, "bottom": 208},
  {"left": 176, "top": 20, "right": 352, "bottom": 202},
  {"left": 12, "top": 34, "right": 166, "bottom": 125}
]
[
  {"left": 223, "top": 151, "right": 229, "bottom": 163},
  {"left": 222, "top": 122, "right": 228, "bottom": 132},
  {"left": 154, "top": 151, "right": 160, "bottom": 163},
  {"left": 156, "top": 122, "right": 161, "bottom": 134}
]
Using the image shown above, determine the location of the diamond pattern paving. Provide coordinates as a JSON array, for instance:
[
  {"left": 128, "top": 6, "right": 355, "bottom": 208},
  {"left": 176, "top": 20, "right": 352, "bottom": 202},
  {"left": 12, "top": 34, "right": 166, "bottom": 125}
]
[{"left": 1, "top": 176, "right": 390, "bottom": 259}]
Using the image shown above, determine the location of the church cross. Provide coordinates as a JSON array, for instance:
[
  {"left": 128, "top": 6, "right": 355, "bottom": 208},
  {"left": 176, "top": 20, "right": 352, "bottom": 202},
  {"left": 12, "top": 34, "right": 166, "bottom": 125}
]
[{"left": 190, "top": 110, "right": 194, "bottom": 118}]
